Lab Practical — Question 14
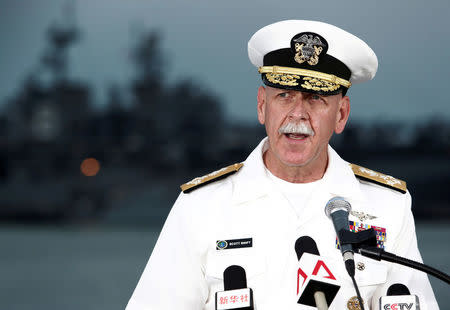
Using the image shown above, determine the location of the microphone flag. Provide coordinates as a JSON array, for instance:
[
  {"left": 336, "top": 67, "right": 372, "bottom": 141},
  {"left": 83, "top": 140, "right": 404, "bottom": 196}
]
[
  {"left": 297, "top": 252, "right": 341, "bottom": 306},
  {"left": 216, "top": 288, "right": 252, "bottom": 310},
  {"left": 379, "top": 283, "right": 420, "bottom": 310},
  {"left": 379, "top": 295, "right": 420, "bottom": 310},
  {"left": 215, "top": 265, "right": 254, "bottom": 310}
]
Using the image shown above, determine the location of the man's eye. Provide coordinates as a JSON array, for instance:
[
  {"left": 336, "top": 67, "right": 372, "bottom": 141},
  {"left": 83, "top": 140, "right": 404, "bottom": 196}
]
[
  {"left": 278, "top": 92, "right": 289, "bottom": 98},
  {"left": 311, "top": 94, "right": 321, "bottom": 100}
]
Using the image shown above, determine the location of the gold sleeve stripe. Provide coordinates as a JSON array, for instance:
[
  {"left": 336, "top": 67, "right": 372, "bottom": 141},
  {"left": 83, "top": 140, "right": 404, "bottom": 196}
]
[
  {"left": 349, "top": 163, "right": 407, "bottom": 194},
  {"left": 258, "top": 66, "right": 352, "bottom": 88},
  {"left": 180, "top": 163, "right": 244, "bottom": 193}
]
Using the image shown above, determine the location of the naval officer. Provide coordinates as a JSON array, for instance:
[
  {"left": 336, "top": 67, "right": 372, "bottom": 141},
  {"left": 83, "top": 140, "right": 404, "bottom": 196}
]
[{"left": 126, "top": 20, "right": 439, "bottom": 310}]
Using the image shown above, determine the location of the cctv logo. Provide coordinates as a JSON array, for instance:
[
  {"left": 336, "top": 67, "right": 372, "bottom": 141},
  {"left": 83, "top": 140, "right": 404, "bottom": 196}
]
[
  {"left": 297, "top": 260, "right": 336, "bottom": 294},
  {"left": 383, "top": 304, "right": 414, "bottom": 310}
]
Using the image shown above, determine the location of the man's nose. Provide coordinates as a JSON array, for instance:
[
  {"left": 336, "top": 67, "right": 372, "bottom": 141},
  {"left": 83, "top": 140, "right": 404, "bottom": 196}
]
[{"left": 288, "top": 96, "right": 309, "bottom": 120}]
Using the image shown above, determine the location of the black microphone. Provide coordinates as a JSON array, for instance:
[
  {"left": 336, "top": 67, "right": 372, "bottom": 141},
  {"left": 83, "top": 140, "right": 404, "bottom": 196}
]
[
  {"left": 324, "top": 196, "right": 355, "bottom": 277},
  {"left": 295, "top": 236, "right": 340, "bottom": 309},
  {"left": 215, "top": 265, "right": 254, "bottom": 310},
  {"left": 295, "top": 235, "right": 320, "bottom": 260},
  {"left": 224, "top": 265, "right": 247, "bottom": 291},
  {"left": 387, "top": 284, "right": 410, "bottom": 296},
  {"left": 379, "top": 283, "right": 420, "bottom": 310}
]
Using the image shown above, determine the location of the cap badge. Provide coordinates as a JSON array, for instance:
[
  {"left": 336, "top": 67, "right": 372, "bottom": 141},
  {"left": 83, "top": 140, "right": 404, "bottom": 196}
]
[{"left": 291, "top": 32, "right": 328, "bottom": 66}]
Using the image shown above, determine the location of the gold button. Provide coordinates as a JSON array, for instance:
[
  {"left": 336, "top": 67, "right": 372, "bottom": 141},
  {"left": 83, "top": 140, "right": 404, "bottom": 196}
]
[
  {"left": 347, "top": 296, "right": 364, "bottom": 310},
  {"left": 357, "top": 262, "right": 365, "bottom": 271}
]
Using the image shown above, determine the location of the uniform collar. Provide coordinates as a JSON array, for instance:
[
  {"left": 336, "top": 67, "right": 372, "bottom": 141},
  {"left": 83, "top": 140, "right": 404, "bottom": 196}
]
[
  {"left": 231, "top": 138, "right": 367, "bottom": 209},
  {"left": 231, "top": 138, "right": 273, "bottom": 205}
]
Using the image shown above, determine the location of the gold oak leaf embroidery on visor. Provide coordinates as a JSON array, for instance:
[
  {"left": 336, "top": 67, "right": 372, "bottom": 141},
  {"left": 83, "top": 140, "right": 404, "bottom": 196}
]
[
  {"left": 259, "top": 67, "right": 352, "bottom": 90},
  {"left": 301, "top": 77, "right": 341, "bottom": 92},
  {"left": 265, "top": 73, "right": 341, "bottom": 92},
  {"left": 266, "top": 73, "right": 300, "bottom": 86}
]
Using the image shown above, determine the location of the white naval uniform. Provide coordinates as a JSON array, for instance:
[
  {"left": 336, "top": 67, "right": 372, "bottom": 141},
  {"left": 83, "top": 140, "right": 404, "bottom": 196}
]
[{"left": 126, "top": 138, "right": 439, "bottom": 310}]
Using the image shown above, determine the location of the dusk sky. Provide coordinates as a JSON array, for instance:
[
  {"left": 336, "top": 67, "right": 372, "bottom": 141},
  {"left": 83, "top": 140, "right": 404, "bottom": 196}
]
[{"left": 1, "top": 0, "right": 449, "bottom": 124}]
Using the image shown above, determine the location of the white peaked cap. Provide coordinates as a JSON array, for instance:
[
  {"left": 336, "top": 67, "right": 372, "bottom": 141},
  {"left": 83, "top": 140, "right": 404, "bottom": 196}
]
[{"left": 248, "top": 20, "right": 378, "bottom": 86}]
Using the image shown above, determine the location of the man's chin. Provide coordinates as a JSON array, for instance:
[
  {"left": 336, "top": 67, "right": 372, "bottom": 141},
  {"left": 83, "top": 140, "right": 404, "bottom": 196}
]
[{"left": 266, "top": 146, "right": 315, "bottom": 169}]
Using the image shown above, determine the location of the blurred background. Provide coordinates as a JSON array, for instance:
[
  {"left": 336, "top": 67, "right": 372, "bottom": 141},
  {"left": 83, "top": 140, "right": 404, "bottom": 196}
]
[{"left": 0, "top": 0, "right": 449, "bottom": 309}]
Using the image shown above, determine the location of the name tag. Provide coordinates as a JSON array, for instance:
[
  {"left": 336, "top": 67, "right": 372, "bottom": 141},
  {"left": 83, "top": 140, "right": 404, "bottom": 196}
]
[{"left": 216, "top": 238, "right": 253, "bottom": 250}]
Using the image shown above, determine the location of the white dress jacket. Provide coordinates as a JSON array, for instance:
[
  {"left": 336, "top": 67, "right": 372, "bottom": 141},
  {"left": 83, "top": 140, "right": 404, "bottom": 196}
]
[{"left": 126, "top": 138, "right": 439, "bottom": 310}]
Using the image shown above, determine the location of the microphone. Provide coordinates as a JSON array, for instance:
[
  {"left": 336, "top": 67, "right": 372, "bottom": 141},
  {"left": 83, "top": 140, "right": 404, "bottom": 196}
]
[
  {"left": 295, "top": 236, "right": 340, "bottom": 309},
  {"left": 324, "top": 196, "right": 355, "bottom": 277},
  {"left": 215, "top": 265, "right": 254, "bottom": 310},
  {"left": 387, "top": 284, "right": 411, "bottom": 296},
  {"left": 224, "top": 265, "right": 248, "bottom": 291},
  {"left": 295, "top": 235, "right": 320, "bottom": 259},
  {"left": 379, "top": 283, "right": 420, "bottom": 310}
]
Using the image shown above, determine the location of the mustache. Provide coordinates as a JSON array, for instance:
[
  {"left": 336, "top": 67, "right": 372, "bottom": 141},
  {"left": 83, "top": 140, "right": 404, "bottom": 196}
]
[{"left": 278, "top": 122, "right": 315, "bottom": 136}]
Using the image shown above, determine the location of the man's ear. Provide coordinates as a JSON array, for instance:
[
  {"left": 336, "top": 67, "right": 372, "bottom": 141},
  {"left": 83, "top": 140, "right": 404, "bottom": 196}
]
[
  {"left": 334, "top": 95, "right": 350, "bottom": 134},
  {"left": 257, "top": 86, "right": 266, "bottom": 125}
]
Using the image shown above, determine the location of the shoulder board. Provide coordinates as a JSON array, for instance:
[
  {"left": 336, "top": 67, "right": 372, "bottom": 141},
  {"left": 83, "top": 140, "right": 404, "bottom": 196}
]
[
  {"left": 349, "top": 163, "right": 407, "bottom": 194},
  {"left": 180, "top": 163, "right": 244, "bottom": 193}
]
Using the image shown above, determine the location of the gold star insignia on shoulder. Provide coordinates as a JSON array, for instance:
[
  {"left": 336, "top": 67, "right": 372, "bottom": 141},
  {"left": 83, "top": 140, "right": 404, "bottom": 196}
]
[
  {"left": 349, "top": 163, "right": 407, "bottom": 194},
  {"left": 180, "top": 163, "right": 243, "bottom": 193},
  {"left": 350, "top": 211, "right": 377, "bottom": 222}
]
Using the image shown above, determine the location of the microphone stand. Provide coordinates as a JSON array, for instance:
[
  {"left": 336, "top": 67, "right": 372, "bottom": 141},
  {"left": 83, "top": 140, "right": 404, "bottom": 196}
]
[
  {"left": 339, "top": 229, "right": 450, "bottom": 285},
  {"left": 358, "top": 246, "right": 450, "bottom": 285}
]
